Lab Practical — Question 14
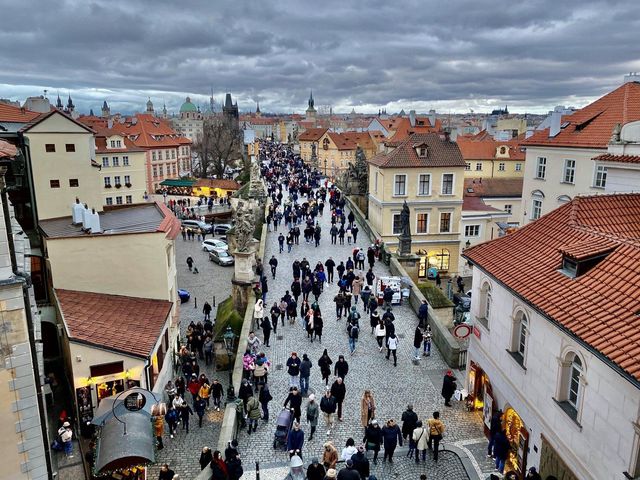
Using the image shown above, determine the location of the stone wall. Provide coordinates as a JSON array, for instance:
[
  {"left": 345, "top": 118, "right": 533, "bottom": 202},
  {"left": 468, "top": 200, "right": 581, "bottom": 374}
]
[{"left": 539, "top": 436, "right": 579, "bottom": 480}]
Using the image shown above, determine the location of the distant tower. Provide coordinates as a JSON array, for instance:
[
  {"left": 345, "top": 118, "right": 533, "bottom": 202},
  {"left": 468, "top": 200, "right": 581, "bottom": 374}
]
[
  {"left": 102, "top": 100, "right": 110, "bottom": 118},
  {"left": 256, "top": 101, "right": 261, "bottom": 116},
  {"left": 222, "top": 93, "right": 239, "bottom": 129},
  {"left": 209, "top": 87, "right": 216, "bottom": 114},
  {"left": 89, "top": 108, "right": 95, "bottom": 116},
  {"left": 146, "top": 97, "right": 154, "bottom": 113},
  {"left": 56, "top": 94, "right": 63, "bottom": 110},
  {"left": 162, "top": 102, "right": 168, "bottom": 119},
  {"left": 305, "top": 90, "right": 317, "bottom": 120},
  {"left": 67, "top": 95, "right": 75, "bottom": 112}
]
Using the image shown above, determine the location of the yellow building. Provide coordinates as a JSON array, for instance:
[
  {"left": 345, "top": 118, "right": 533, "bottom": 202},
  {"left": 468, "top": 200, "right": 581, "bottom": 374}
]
[
  {"left": 298, "top": 127, "right": 327, "bottom": 162},
  {"left": 317, "top": 131, "right": 378, "bottom": 176},
  {"left": 457, "top": 131, "right": 525, "bottom": 179},
  {"left": 21, "top": 110, "right": 104, "bottom": 220},
  {"left": 496, "top": 117, "right": 528, "bottom": 137},
  {"left": 192, "top": 178, "right": 241, "bottom": 198},
  {"left": 367, "top": 133, "right": 466, "bottom": 277},
  {"left": 95, "top": 129, "right": 147, "bottom": 206}
]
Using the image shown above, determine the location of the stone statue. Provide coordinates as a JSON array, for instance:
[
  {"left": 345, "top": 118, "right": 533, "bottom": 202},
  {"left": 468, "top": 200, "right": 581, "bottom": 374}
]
[
  {"left": 233, "top": 200, "right": 255, "bottom": 252},
  {"left": 400, "top": 200, "right": 411, "bottom": 237},
  {"left": 611, "top": 123, "right": 622, "bottom": 143},
  {"left": 344, "top": 145, "right": 368, "bottom": 195},
  {"left": 311, "top": 143, "right": 317, "bottom": 159},
  {"left": 249, "top": 158, "right": 266, "bottom": 199}
]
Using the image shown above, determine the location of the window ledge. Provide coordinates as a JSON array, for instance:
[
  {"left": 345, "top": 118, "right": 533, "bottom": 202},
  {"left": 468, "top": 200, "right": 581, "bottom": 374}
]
[
  {"left": 591, "top": 185, "right": 606, "bottom": 190},
  {"left": 506, "top": 350, "right": 527, "bottom": 371},
  {"left": 534, "top": 177, "right": 546, "bottom": 181},
  {"left": 552, "top": 398, "right": 582, "bottom": 430},
  {"left": 476, "top": 316, "right": 489, "bottom": 332},
  {"left": 392, "top": 194, "right": 408, "bottom": 198}
]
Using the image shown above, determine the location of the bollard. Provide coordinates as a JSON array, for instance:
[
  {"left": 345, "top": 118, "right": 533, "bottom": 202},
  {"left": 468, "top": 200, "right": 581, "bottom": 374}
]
[
  {"left": 194, "top": 297, "right": 197, "bottom": 309},
  {"left": 256, "top": 461, "right": 260, "bottom": 480},
  {"left": 212, "top": 296, "right": 216, "bottom": 307}
]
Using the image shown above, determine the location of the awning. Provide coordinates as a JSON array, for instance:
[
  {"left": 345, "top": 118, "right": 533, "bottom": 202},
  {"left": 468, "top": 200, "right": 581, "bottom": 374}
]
[
  {"left": 95, "top": 411, "right": 155, "bottom": 474},
  {"left": 91, "top": 388, "right": 158, "bottom": 426},
  {"left": 160, "top": 178, "right": 195, "bottom": 187}
]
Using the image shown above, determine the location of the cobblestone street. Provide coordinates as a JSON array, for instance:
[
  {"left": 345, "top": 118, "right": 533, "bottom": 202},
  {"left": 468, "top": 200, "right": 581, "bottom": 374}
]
[
  {"left": 233, "top": 187, "right": 494, "bottom": 479},
  {"left": 148, "top": 231, "right": 233, "bottom": 479}
]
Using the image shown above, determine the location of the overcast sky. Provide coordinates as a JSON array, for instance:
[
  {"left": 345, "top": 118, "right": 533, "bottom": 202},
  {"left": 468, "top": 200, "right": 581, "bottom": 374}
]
[{"left": 1, "top": 0, "right": 639, "bottom": 115}]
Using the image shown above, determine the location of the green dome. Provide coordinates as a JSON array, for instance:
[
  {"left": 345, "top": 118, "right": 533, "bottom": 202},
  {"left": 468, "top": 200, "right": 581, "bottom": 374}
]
[{"left": 179, "top": 97, "right": 197, "bottom": 113}]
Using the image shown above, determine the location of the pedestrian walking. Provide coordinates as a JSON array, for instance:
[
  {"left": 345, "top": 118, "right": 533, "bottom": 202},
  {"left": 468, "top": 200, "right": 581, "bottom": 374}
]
[
  {"left": 363, "top": 419, "right": 383, "bottom": 464},
  {"left": 386, "top": 332, "right": 398, "bottom": 366},
  {"left": 423, "top": 325, "right": 432, "bottom": 356},
  {"left": 493, "top": 429, "right": 510, "bottom": 474},
  {"left": 347, "top": 315, "right": 359, "bottom": 355},
  {"left": 320, "top": 389, "right": 337, "bottom": 435},
  {"left": 287, "top": 352, "right": 302, "bottom": 389},
  {"left": 287, "top": 422, "right": 305, "bottom": 460},
  {"left": 203, "top": 301, "right": 212, "bottom": 321},
  {"left": 186, "top": 256, "right": 194, "bottom": 271},
  {"left": 306, "top": 457, "right": 326, "bottom": 480},
  {"left": 334, "top": 355, "right": 349, "bottom": 379},
  {"left": 325, "top": 257, "right": 335, "bottom": 283},
  {"left": 199, "top": 446, "right": 213, "bottom": 470},
  {"left": 412, "top": 421, "right": 428, "bottom": 464},
  {"left": 413, "top": 325, "right": 423, "bottom": 360},
  {"left": 253, "top": 299, "right": 264, "bottom": 329},
  {"left": 401, "top": 404, "right": 418, "bottom": 441},
  {"left": 260, "top": 316, "right": 272, "bottom": 347},
  {"left": 158, "top": 464, "right": 175, "bottom": 480},
  {"left": 318, "top": 349, "right": 333, "bottom": 386},
  {"left": 269, "top": 255, "right": 278, "bottom": 279},
  {"left": 246, "top": 394, "right": 261, "bottom": 434},
  {"left": 179, "top": 402, "right": 194, "bottom": 433},
  {"left": 427, "top": 411, "right": 445, "bottom": 462},
  {"left": 330, "top": 377, "right": 346, "bottom": 421},
  {"left": 382, "top": 419, "right": 402, "bottom": 462},
  {"left": 211, "top": 379, "right": 223, "bottom": 411},
  {"left": 194, "top": 395, "right": 207, "bottom": 428},
  {"left": 374, "top": 318, "right": 385, "bottom": 351},
  {"left": 351, "top": 445, "right": 370, "bottom": 479},
  {"left": 204, "top": 336, "right": 214, "bottom": 366},
  {"left": 306, "top": 393, "right": 319, "bottom": 440},
  {"left": 360, "top": 390, "right": 376, "bottom": 430},
  {"left": 300, "top": 353, "right": 312, "bottom": 396},
  {"left": 259, "top": 383, "right": 273, "bottom": 422},
  {"left": 322, "top": 442, "right": 339, "bottom": 470},
  {"left": 284, "top": 386, "right": 303, "bottom": 424}
]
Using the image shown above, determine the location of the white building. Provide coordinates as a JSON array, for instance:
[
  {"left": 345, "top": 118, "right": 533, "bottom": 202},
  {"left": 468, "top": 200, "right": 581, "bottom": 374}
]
[
  {"left": 170, "top": 97, "right": 204, "bottom": 141},
  {"left": 520, "top": 75, "right": 640, "bottom": 225},
  {"left": 593, "top": 120, "right": 640, "bottom": 192},
  {"left": 463, "top": 193, "right": 640, "bottom": 480}
]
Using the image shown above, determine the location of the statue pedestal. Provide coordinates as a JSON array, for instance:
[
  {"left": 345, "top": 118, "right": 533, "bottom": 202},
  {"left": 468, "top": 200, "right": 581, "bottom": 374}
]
[
  {"left": 394, "top": 252, "right": 421, "bottom": 283},
  {"left": 234, "top": 250, "right": 255, "bottom": 283},
  {"left": 232, "top": 250, "right": 257, "bottom": 312},
  {"left": 398, "top": 234, "right": 412, "bottom": 256}
]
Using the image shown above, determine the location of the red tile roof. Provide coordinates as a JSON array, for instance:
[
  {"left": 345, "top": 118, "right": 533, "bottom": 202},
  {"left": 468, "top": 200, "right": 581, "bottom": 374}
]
[
  {"left": 56, "top": 289, "right": 172, "bottom": 358},
  {"left": 463, "top": 193, "right": 640, "bottom": 383},
  {"left": 0, "top": 103, "right": 40, "bottom": 123},
  {"left": 464, "top": 178, "right": 523, "bottom": 198},
  {"left": 388, "top": 116, "right": 441, "bottom": 141},
  {"left": 456, "top": 132, "right": 524, "bottom": 161},
  {"left": 326, "top": 131, "right": 376, "bottom": 151},
  {"left": 0, "top": 139, "right": 18, "bottom": 158},
  {"left": 368, "top": 133, "right": 465, "bottom": 169},
  {"left": 298, "top": 127, "right": 328, "bottom": 142},
  {"left": 524, "top": 81, "right": 640, "bottom": 148},
  {"left": 94, "top": 129, "right": 146, "bottom": 153},
  {"left": 593, "top": 153, "right": 640, "bottom": 164},
  {"left": 462, "top": 196, "right": 502, "bottom": 212}
]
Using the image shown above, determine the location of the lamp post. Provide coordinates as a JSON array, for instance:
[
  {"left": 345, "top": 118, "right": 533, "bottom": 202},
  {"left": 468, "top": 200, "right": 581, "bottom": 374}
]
[
  {"left": 223, "top": 326, "right": 237, "bottom": 401},
  {"left": 324, "top": 158, "right": 327, "bottom": 177}
]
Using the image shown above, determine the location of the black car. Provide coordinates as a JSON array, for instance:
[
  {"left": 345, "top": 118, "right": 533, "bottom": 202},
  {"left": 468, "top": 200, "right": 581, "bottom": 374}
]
[{"left": 453, "top": 293, "right": 471, "bottom": 311}]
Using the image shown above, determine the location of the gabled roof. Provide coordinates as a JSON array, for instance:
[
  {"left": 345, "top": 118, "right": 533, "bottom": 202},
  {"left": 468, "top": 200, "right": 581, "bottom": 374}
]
[
  {"left": 298, "top": 127, "right": 328, "bottom": 142},
  {"left": 593, "top": 153, "right": 640, "bottom": 164},
  {"left": 326, "top": 131, "right": 376, "bottom": 151},
  {"left": 368, "top": 133, "right": 465, "bottom": 169},
  {"left": 456, "top": 132, "right": 525, "bottom": 161},
  {"left": 464, "top": 178, "right": 523, "bottom": 198},
  {"left": 94, "top": 128, "right": 146, "bottom": 153},
  {"left": 524, "top": 81, "right": 640, "bottom": 149},
  {"left": 20, "top": 109, "right": 95, "bottom": 134},
  {"left": 388, "top": 116, "right": 441, "bottom": 141},
  {"left": 463, "top": 193, "right": 640, "bottom": 385},
  {"left": 56, "top": 289, "right": 172, "bottom": 358},
  {"left": 0, "top": 103, "right": 40, "bottom": 123},
  {"left": 462, "top": 196, "right": 502, "bottom": 212}
]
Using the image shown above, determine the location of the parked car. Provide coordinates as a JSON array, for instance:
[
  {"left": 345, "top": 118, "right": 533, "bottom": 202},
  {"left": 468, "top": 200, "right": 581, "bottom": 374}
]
[
  {"left": 209, "top": 248, "right": 235, "bottom": 266},
  {"left": 201, "top": 239, "right": 229, "bottom": 252},
  {"left": 182, "top": 219, "right": 212, "bottom": 233},
  {"left": 453, "top": 293, "right": 471, "bottom": 311},
  {"left": 178, "top": 289, "right": 190, "bottom": 303},
  {"left": 213, "top": 223, "right": 233, "bottom": 235}
]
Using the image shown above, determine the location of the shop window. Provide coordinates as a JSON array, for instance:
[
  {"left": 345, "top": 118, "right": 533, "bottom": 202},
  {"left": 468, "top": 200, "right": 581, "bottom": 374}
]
[
  {"left": 428, "top": 249, "right": 450, "bottom": 271},
  {"left": 90, "top": 361, "right": 123, "bottom": 378},
  {"left": 509, "top": 310, "right": 528, "bottom": 368},
  {"left": 554, "top": 351, "right": 585, "bottom": 424}
]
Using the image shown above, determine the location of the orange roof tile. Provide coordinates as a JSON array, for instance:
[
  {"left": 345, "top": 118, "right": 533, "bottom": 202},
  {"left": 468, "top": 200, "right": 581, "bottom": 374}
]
[
  {"left": 298, "top": 127, "right": 328, "bottom": 142},
  {"left": 524, "top": 81, "right": 640, "bottom": 148},
  {"left": 368, "top": 133, "right": 465, "bottom": 169},
  {"left": 593, "top": 153, "right": 640, "bottom": 164},
  {"left": 0, "top": 103, "right": 40, "bottom": 123},
  {"left": 464, "top": 178, "right": 523, "bottom": 198},
  {"left": 326, "top": 131, "right": 376, "bottom": 151},
  {"left": 388, "top": 116, "right": 441, "bottom": 141},
  {"left": 56, "top": 289, "right": 172, "bottom": 358},
  {"left": 463, "top": 193, "right": 640, "bottom": 384},
  {"left": 194, "top": 178, "right": 241, "bottom": 190}
]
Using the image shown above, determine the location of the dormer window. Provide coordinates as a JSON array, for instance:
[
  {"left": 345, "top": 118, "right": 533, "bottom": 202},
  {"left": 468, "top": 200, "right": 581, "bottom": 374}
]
[
  {"left": 558, "top": 238, "right": 617, "bottom": 278},
  {"left": 415, "top": 144, "right": 428, "bottom": 158}
]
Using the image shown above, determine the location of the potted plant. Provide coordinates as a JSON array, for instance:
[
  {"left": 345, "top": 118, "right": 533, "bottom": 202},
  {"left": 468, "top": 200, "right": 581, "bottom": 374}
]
[
  {"left": 125, "top": 182, "right": 132, "bottom": 188},
  {"left": 115, "top": 183, "right": 122, "bottom": 189}
]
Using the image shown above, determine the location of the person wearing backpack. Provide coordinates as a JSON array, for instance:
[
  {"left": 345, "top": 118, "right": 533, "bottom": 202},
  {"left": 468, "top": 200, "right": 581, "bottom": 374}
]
[
  {"left": 412, "top": 421, "right": 429, "bottom": 464},
  {"left": 347, "top": 316, "right": 360, "bottom": 355}
]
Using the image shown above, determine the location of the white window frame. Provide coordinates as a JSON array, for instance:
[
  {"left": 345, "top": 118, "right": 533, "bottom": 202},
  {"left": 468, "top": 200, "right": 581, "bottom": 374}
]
[
  {"left": 393, "top": 174, "right": 407, "bottom": 196},
  {"left": 593, "top": 164, "right": 607, "bottom": 188},
  {"left": 504, "top": 204, "right": 512, "bottom": 214},
  {"left": 102, "top": 157, "right": 109, "bottom": 168},
  {"left": 124, "top": 175, "right": 131, "bottom": 184},
  {"left": 103, "top": 176, "right": 111, "bottom": 187},
  {"left": 105, "top": 197, "right": 113, "bottom": 205},
  {"left": 114, "top": 176, "right": 121, "bottom": 185},
  {"left": 465, "top": 162, "right": 471, "bottom": 171},
  {"left": 112, "top": 156, "right": 119, "bottom": 167},
  {"left": 475, "top": 162, "right": 483, "bottom": 171},
  {"left": 531, "top": 198, "right": 543, "bottom": 220},
  {"left": 510, "top": 310, "right": 528, "bottom": 367},
  {"left": 116, "top": 196, "right": 123, "bottom": 205},
  {"left": 441, "top": 173, "right": 454, "bottom": 195},
  {"left": 416, "top": 212, "right": 429, "bottom": 234},
  {"left": 563, "top": 159, "right": 576, "bottom": 184},
  {"left": 123, "top": 156, "right": 129, "bottom": 166},
  {"left": 465, "top": 225, "right": 480, "bottom": 237},
  {"left": 418, "top": 174, "right": 431, "bottom": 196},
  {"left": 536, "top": 157, "right": 547, "bottom": 179},
  {"left": 515, "top": 163, "right": 522, "bottom": 171},
  {"left": 567, "top": 356, "right": 582, "bottom": 410}
]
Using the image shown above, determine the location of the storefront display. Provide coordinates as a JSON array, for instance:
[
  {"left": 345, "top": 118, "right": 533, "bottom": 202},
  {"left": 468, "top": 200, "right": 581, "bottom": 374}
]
[{"left": 504, "top": 407, "right": 528, "bottom": 479}]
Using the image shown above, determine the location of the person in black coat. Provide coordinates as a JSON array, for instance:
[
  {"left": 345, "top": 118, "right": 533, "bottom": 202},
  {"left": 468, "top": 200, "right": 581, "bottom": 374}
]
[
  {"left": 381, "top": 419, "right": 403, "bottom": 462},
  {"left": 306, "top": 457, "right": 326, "bottom": 480},
  {"left": 401, "top": 404, "right": 418, "bottom": 440},
  {"left": 284, "top": 387, "right": 303, "bottom": 423},
  {"left": 441, "top": 370, "right": 457, "bottom": 407},
  {"left": 318, "top": 349, "right": 333, "bottom": 385},
  {"left": 330, "top": 377, "right": 346, "bottom": 420},
  {"left": 334, "top": 355, "right": 349, "bottom": 379},
  {"left": 493, "top": 429, "right": 510, "bottom": 474},
  {"left": 199, "top": 447, "right": 213, "bottom": 470},
  {"left": 226, "top": 455, "right": 244, "bottom": 480},
  {"left": 350, "top": 446, "right": 370, "bottom": 479},
  {"left": 158, "top": 464, "right": 175, "bottom": 480},
  {"left": 363, "top": 420, "right": 383, "bottom": 464}
]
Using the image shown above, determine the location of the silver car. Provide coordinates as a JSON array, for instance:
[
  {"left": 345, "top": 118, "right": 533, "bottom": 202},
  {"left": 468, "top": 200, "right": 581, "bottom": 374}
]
[
  {"left": 202, "top": 239, "right": 229, "bottom": 252},
  {"left": 209, "top": 248, "right": 234, "bottom": 266}
]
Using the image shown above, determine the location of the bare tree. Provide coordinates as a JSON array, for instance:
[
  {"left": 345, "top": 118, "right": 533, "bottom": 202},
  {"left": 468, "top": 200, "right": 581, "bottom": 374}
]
[{"left": 192, "top": 116, "right": 243, "bottom": 178}]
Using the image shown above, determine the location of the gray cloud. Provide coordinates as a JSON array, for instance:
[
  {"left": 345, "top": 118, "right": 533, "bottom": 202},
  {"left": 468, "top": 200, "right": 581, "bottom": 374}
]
[{"left": 1, "top": 0, "right": 639, "bottom": 114}]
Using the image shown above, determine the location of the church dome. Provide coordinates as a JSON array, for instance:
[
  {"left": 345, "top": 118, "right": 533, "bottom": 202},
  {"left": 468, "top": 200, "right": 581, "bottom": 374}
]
[{"left": 180, "top": 97, "right": 197, "bottom": 113}]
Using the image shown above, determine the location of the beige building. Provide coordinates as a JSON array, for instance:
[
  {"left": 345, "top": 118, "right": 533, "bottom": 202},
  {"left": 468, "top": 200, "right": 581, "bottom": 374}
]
[
  {"left": 521, "top": 77, "right": 640, "bottom": 225},
  {"left": 21, "top": 110, "right": 104, "bottom": 220},
  {"left": 170, "top": 97, "right": 204, "bottom": 141},
  {"left": 298, "top": 127, "right": 328, "bottom": 162},
  {"left": 367, "top": 133, "right": 466, "bottom": 277},
  {"left": 457, "top": 131, "right": 525, "bottom": 179},
  {"left": 95, "top": 129, "right": 147, "bottom": 206},
  {"left": 317, "top": 131, "right": 378, "bottom": 176}
]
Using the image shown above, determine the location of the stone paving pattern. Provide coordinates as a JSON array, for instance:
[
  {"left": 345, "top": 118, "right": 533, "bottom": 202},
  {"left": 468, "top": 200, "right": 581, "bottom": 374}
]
[
  {"left": 148, "top": 232, "right": 233, "bottom": 479},
  {"left": 231, "top": 184, "right": 492, "bottom": 478}
]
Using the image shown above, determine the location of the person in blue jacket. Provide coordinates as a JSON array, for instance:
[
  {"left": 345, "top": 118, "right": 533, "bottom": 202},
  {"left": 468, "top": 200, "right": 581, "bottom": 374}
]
[{"left": 287, "top": 421, "right": 305, "bottom": 460}]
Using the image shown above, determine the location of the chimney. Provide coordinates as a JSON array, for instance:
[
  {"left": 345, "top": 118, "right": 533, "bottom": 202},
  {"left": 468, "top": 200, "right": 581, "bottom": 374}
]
[
  {"left": 624, "top": 72, "right": 639, "bottom": 84},
  {"left": 72, "top": 198, "right": 84, "bottom": 224},
  {"left": 429, "top": 109, "right": 436, "bottom": 127},
  {"left": 549, "top": 110, "right": 562, "bottom": 137},
  {"left": 108, "top": 119, "right": 113, "bottom": 129},
  {"left": 409, "top": 110, "right": 416, "bottom": 127},
  {"left": 82, "top": 203, "right": 91, "bottom": 229},
  {"left": 87, "top": 209, "right": 102, "bottom": 234}
]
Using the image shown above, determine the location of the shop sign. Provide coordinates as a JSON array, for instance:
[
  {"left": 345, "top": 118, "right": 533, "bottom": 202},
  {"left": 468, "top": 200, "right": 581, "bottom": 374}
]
[
  {"left": 483, "top": 389, "right": 493, "bottom": 429},
  {"left": 473, "top": 325, "right": 482, "bottom": 339}
]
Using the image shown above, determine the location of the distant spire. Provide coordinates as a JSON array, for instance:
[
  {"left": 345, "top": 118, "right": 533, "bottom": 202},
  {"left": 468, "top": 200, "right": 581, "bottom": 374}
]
[
  {"left": 225, "top": 93, "right": 233, "bottom": 108},
  {"left": 56, "top": 94, "right": 63, "bottom": 109},
  {"left": 67, "top": 94, "right": 74, "bottom": 110},
  {"left": 308, "top": 90, "right": 314, "bottom": 109},
  {"left": 256, "top": 101, "right": 260, "bottom": 114},
  {"left": 90, "top": 108, "right": 94, "bottom": 116},
  {"left": 103, "top": 100, "right": 109, "bottom": 109}
]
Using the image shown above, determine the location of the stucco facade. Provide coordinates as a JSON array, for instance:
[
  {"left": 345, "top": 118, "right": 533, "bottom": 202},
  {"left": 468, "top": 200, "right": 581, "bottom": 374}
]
[
  {"left": 466, "top": 269, "right": 640, "bottom": 480},
  {"left": 96, "top": 133, "right": 147, "bottom": 206}
]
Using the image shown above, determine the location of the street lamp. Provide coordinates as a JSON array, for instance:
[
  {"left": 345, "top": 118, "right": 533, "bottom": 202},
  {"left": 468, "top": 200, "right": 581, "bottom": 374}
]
[
  {"left": 324, "top": 158, "right": 327, "bottom": 177},
  {"left": 465, "top": 240, "right": 471, "bottom": 249},
  {"left": 223, "top": 326, "right": 237, "bottom": 401}
]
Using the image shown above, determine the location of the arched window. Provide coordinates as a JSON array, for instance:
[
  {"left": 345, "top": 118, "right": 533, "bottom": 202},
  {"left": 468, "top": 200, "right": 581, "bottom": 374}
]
[
  {"left": 567, "top": 355, "right": 582, "bottom": 409},
  {"left": 555, "top": 350, "right": 586, "bottom": 422},
  {"left": 509, "top": 310, "right": 528, "bottom": 367}
]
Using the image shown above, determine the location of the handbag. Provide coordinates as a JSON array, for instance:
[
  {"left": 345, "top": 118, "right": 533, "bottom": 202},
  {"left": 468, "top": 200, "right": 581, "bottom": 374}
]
[{"left": 366, "top": 441, "right": 377, "bottom": 450}]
